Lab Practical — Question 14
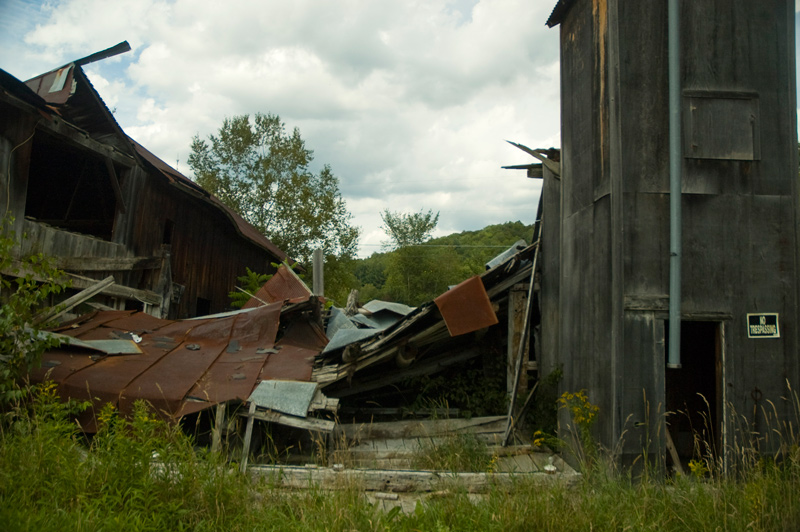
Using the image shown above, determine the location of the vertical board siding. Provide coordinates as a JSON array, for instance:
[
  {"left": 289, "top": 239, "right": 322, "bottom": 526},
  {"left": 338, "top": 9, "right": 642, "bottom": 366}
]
[{"left": 549, "top": 0, "right": 799, "bottom": 460}]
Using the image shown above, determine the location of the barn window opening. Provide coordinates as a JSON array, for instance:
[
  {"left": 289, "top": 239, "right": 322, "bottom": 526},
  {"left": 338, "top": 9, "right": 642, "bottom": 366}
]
[
  {"left": 24, "top": 133, "right": 120, "bottom": 240},
  {"left": 196, "top": 297, "right": 211, "bottom": 317},
  {"left": 163, "top": 219, "right": 175, "bottom": 245}
]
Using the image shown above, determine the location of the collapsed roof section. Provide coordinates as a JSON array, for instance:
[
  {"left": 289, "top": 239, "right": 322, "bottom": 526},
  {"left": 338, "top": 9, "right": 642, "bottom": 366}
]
[
  {"left": 19, "top": 41, "right": 288, "bottom": 263},
  {"left": 31, "top": 238, "right": 538, "bottom": 431},
  {"left": 31, "top": 295, "right": 327, "bottom": 432},
  {"left": 314, "top": 240, "right": 538, "bottom": 401}
]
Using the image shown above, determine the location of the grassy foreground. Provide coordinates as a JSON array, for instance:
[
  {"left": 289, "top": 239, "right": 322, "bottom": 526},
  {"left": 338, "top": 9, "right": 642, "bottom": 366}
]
[{"left": 2, "top": 384, "right": 799, "bottom": 531}]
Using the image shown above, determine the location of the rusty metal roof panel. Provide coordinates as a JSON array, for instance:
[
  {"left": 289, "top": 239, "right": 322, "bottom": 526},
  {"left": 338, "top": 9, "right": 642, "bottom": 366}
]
[
  {"left": 261, "top": 345, "right": 314, "bottom": 382},
  {"left": 53, "top": 310, "right": 136, "bottom": 338},
  {"left": 24, "top": 65, "right": 75, "bottom": 105},
  {"left": 243, "top": 264, "right": 311, "bottom": 308},
  {"left": 31, "top": 351, "right": 96, "bottom": 384},
  {"left": 434, "top": 276, "right": 498, "bottom": 337},
  {"left": 32, "top": 298, "right": 322, "bottom": 429},
  {"left": 103, "top": 312, "right": 174, "bottom": 334},
  {"left": 0, "top": 68, "right": 50, "bottom": 111},
  {"left": 179, "top": 304, "right": 282, "bottom": 411}
]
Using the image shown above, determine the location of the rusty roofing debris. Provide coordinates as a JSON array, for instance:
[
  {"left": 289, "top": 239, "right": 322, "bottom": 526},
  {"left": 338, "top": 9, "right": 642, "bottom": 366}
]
[
  {"left": 31, "top": 239, "right": 538, "bottom": 434},
  {"left": 242, "top": 263, "right": 312, "bottom": 308},
  {"left": 32, "top": 296, "right": 327, "bottom": 432}
]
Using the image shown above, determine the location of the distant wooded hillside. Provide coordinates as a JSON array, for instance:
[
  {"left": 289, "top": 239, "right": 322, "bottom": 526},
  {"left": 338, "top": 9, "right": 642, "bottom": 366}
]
[{"left": 354, "top": 221, "right": 534, "bottom": 305}]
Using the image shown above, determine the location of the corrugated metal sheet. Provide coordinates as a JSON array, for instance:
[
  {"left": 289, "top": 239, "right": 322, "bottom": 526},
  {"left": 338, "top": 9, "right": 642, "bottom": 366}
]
[
  {"left": 32, "top": 298, "right": 326, "bottom": 431},
  {"left": 434, "top": 276, "right": 499, "bottom": 336},
  {"left": 242, "top": 264, "right": 311, "bottom": 308}
]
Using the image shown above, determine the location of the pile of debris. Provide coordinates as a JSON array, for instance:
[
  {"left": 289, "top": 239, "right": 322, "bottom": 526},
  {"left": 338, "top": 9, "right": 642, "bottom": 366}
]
[{"left": 30, "top": 237, "right": 546, "bottom": 474}]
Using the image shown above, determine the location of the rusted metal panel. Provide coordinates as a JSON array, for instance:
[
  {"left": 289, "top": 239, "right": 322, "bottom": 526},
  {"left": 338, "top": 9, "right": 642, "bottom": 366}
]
[
  {"left": 120, "top": 317, "right": 233, "bottom": 416},
  {"left": 104, "top": 312, "right": 174, "bottom": 333},
  {"left": 261, "top": 346, "right": 315, "bottom": 382},
  {"left": 32, "top": 299, "right": 323, "bottom": 430},
  {"left": 434, "top": 276, "right": 498, "bottom": 337},
  {"left": 242, "top": 264, "right": 311, "bottom": 308}
]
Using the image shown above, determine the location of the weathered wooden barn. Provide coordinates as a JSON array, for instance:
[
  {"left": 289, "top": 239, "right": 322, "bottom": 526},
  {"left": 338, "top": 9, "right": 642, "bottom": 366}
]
[
  {"left": 541, "top": 0, "right": 800, "bottom": 468},
  {"left": 0, "top": 44, "right": 288, "bottom": 319}
]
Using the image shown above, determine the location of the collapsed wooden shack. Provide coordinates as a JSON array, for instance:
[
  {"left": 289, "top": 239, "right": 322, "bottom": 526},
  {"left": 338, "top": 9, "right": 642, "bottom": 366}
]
[
  {"left": 30, "top": 234, "right": 546, "bottom": 471},
  {"left": 0, "top": 42, "right": 289, "bottom": 319}
]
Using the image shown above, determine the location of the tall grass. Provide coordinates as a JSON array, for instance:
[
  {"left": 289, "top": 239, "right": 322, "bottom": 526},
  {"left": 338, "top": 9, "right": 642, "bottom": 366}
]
[{"left": 2, "top": 382, "right": 799, "bottom": 531}]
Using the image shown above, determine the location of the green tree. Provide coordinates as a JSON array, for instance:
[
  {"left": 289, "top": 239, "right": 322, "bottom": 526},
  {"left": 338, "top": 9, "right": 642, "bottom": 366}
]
[
  {"left": 381, "top": 209, "right": 439, "bottom": 250},
  {"left": 0, "top": 217, "right": 68, "bottom": 402},
  {"left": 188, "top": 113, "right": 360, "bottom": 267},
  {"left": 379, "top": 209, "right": 464, "bottom": 305}
]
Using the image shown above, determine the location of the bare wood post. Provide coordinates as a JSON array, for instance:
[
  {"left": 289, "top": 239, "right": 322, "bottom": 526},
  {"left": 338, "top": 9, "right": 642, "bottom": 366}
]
[
  {"left": 211, "top": 402, "right": 227, "bottom": 453},
  {"left": 240, "top": 402, "right": 257, "bottom": 473},
  {"left": 312, "top": 248, "right": 324, "bottom": 297},
  {"left": 502, "top": 232, "right": 541, "bottom": 446},
  {"left": 665, "top": 426, "right": 686, "bottom": 475},
  {"left": 507, "top": 283, "right": 529, "bottom": 397},
  {"left": 154, "top": 245, "right": 172, "bottom": 319},
  {"left": 33, "top": 275, "right": 115, "bottom": 325},
  {"left": 344, "top": 289, "right": 359, "bottom": 316}
]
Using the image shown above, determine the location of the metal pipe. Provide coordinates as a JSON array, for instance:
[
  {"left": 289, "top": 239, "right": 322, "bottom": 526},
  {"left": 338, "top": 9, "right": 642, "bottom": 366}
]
[{"left": 667, "top": 0, "right": 682, "bottom": 369}]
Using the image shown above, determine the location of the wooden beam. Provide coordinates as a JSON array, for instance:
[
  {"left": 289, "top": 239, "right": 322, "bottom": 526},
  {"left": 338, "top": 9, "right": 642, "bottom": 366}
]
[
  {"left": 246, "top": 408, "right": 335, "bottom": 433},
  {"left": 240, "top": 402, "right": 257, "bottom": 473},
  {"left": 502, "top": 222, "right": 541, "bottom": 446},
  {"left": 66, "top": 272, "right": 161, "bottom": 305},
  {"left": 336, "top": 416, "right": 506, "bottom": 441},
  {"left": 248, "top": 464, "right": 579, "bottom": 492},
  {"left": 330, "top": 348, "right": 480, "bottom": 398},
  {"left": 38, "top": 116, "right": 135, "bottom": 167},
  {"left": 33, "top": 275, "right": 114, "bottom": 325},
  {"left": 665, "top": 426, "right": 686, "bottom": 475},
  {"left": 104, "top": 157, "right": 127, "bottom": 214},
  {"left": 211, "top": 402, "right": 226, "bottom": 453},
  {"left": 507, "top": 284, "right": 529, "bottom": 396},
  {"left": 56, "top": 256, "right": 161, "bottom": 271}
]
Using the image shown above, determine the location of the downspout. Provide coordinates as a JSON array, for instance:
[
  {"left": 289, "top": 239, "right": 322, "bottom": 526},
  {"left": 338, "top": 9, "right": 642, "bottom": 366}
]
[{"left": 667, "top": 0, "right": 682, "bottom": 369}]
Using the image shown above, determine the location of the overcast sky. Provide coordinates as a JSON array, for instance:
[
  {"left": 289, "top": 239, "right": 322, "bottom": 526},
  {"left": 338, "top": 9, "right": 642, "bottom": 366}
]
[{"left": 2, "top": 1, "right": 799, "bottom": 258}]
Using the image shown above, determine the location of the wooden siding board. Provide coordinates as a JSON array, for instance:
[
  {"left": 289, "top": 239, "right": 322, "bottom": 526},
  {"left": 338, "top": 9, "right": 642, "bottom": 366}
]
[
  {"left": 540, "top": 167, "right": 561, "bottom": 376},
  {"left": 623, "top": 193, "right": 669, "bottom": 298},
  {"left": 620, "top": 312, "right": 665, "bottom": 461},
  {"left": 618, "top": 0, "right": 668, "bottom": 194},
  {"left": 560, "top": 0, "right": 596, "bottom": 216},
  {"left": 552, "top": 0, "right": 799, "bottom": 456}
]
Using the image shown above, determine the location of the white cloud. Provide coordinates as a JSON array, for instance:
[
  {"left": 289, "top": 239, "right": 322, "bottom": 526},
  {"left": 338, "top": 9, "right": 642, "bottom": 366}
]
[{"left": 1, "top": 0, "right": 560, "bottom": 257}]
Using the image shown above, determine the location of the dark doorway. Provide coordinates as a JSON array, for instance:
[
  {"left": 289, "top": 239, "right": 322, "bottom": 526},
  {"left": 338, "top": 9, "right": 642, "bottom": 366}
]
[{"left": 665, "top": 321, "right": 721, "bottom": 469}]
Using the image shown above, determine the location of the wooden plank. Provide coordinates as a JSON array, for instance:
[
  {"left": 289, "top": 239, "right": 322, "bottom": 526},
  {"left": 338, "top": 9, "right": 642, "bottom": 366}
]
[
  {"left": 337, "top": 416, "right": 507, "bottom": 441},
  {"left": 507, "top": 284, "right": 529, "bottom": 396},
  {"left": 665, "top": 426, "right": 685, "bottom": 475},
  {"left": 33, "top": 275, "right": 115, "bottom": 325},
  {"left": 38, "top": 116, "right": 135, "bottom": 167},
  {"left": 246, "top": 408, "right": 335, "bottom": 433},
  {"left": 56, "top": 256, "right": 161, "bottom": 271},
  {"left": 240, "top": 402, "right": 257, "bottom": 473},
  {"left": 503, "top": 222, "right": 540, "bottom": 446},
  {"left": 211, "top": 402, "right": 226, "bottom": 453},
  {"left": 330, "top": 348, "right": 480, "bottom": 398},
  {"left": 248, "top": 464, "right": 579, "bottom": 493},
  {"left": 67, "top": 272, "right": 161, "bottom": 305},
  {"left": 104, "top": 157, "right": 126, "bottom": 213}
]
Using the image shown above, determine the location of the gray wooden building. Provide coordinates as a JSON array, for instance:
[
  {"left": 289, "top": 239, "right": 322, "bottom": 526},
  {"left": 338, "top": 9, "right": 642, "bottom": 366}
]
[
  {"left": 1, "top": 46, "right": 289, "bottom": 319},
  {"left": 541, "top": 0, "right": 799, "bottom": 468}
]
